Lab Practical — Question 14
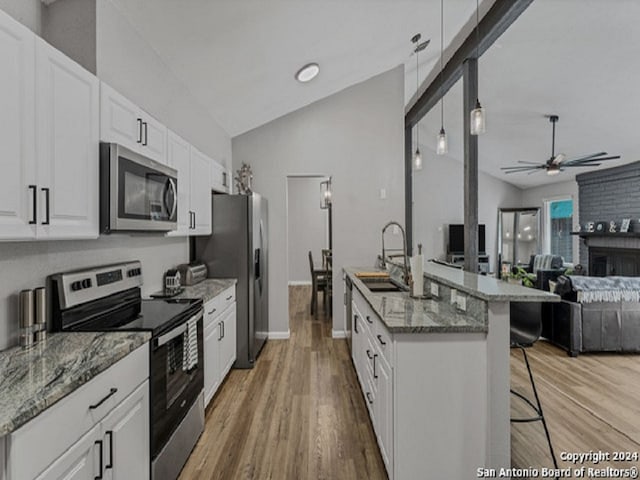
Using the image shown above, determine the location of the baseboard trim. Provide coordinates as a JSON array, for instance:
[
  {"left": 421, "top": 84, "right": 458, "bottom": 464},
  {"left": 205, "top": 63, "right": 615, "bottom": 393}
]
[
  {"left": 288, "top": 281, "right": 312, "bottom": 286},
  {"left": 332, "top": 330, "right": 347, "bottom": 339},
  {"left": 269, "top": 330, "right": 290, "bottom": 339}
]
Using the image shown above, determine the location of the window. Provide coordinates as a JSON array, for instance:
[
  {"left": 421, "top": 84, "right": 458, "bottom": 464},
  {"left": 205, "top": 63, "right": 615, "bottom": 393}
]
[{"left": 544, "top": 198, "right": 573, "bottom": 263}]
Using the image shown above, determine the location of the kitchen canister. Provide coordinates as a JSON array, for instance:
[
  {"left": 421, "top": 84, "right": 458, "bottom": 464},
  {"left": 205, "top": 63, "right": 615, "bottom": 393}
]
[
  {"left": 34, "top": 287, "right": 47, "bottom": 343},
  {"left": 19, "top": 289, "right": 35, "bottom": 348}
]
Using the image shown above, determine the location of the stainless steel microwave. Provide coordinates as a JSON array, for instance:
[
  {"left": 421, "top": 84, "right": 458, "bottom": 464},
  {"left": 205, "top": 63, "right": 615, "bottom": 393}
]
[{"left": 100, "top": 143, "right": 178, "bottom": 232}]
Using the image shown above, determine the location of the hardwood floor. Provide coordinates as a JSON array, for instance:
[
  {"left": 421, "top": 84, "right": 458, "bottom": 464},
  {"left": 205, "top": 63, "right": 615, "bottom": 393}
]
[
  {"left": 181, "top": 286, "right": 640, "bottom": 479},
  {"left": 511, "top": 340, "right": 640, "bottom": 473},
  {"left": 179, "top": 285, "right": 387, "bottom": 480}
]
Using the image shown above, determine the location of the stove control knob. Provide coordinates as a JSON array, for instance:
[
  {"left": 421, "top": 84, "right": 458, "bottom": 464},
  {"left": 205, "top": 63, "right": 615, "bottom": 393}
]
[
  {"left": 81, "top": 279, "right": 92, "bottom": 289},
  {"left": 71, "top": 281, "right": 81, "bottom": 291}
]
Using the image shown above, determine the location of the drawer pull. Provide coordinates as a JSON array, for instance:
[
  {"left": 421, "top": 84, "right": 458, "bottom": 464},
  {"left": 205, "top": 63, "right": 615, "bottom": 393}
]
[
  {"left": 208, "top": 308, "right": 217, "bottom": 315},
  {"left": 366, "top": 315, "right": 373, "bottom": 324},
  {"left": 226, "top": 295, "right": 233, "bottom": 301},
  {"left": 366, "top": 349, "right": 373, "bottom": 360},
  {"left": 377, "top": 334, "right": 387, "bottom": 346},
  {"left": 366, "top": 392, "right": 373, "bottom": 404},
  {"left": 89, "top": 388, "right": 118, "bottom": 410}
]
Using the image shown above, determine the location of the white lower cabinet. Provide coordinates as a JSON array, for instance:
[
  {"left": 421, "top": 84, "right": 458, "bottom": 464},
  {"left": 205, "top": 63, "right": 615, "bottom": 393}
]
[
  {"left": 6, "top": 344, "right": 150, "bottom": 480},
  {"left": 203, "top": 287, "right": 237, "bottom": 407}
]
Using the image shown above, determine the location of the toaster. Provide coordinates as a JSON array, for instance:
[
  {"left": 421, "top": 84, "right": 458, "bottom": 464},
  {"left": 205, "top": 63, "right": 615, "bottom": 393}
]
[{"left": 176, "top": 262, "right": 208, "bottom": 286}]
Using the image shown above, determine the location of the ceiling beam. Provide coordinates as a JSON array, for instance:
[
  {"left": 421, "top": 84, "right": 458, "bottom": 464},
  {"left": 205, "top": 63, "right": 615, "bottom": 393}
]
[{"left": 405, "top": 0, "right": 533, "bottom": 129}]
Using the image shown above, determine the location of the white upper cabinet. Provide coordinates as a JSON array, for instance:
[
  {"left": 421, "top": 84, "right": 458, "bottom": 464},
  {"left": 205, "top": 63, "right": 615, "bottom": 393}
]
[
  {"left": 211, "top": 160, "right": 231, "bottom": 194},
  {"left": 35, "top": 38, "right": 99, "bottom": 240},
  {"left": 100, "top": 82, "right": 167, "bottom": 164},
  {"left": 0, "top": 10, "right": 36, "bottom": 240},
  {"left": 190, "top": 147, "right": 212, "bottom": 235},
  {"left": 0, "top": 11, "right": 99, "bottom": 242}
]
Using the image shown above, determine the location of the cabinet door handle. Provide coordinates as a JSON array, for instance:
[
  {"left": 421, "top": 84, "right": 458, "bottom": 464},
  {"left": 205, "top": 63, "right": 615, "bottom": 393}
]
[
  {"left": 218, "top": 322, "right": 223, "bottom": 341},
  {"left": 28, "top": 185, "right": 37, "bottom": 224},
  {"left": 89, "top": 387, "right": 118, "bottom": 409},
  {"left": 105, "top": 431, "right": 114, "bottom": 469},
  {"left": 143, "top": 121, "right": 148, "bottom": 146},
  {"left": 377, "top": 334, "right": 386, "bottom": 346},
  {"left": 366, "top": 392, "right": 373, "bottom": 404},
  {"left": 95, "top": 439, "right": 104, "bottom": 479},
  {"left": 222, "top": 171, "right": 227, "bottom": 187},
  {"left": 373, "top": 354, "right": 378, "bottom": 379},
  {"left": 221, "top": 320, "right": 225, "bottom": 339},
  {"left": 353, "top": 314, "right": 358, "bottom": 334},
  {"left": 226, "top": 295, "right": 233, "bottom": 301},
  {"left": 366, "top": 315, "right": 373, "bottom": 324},
  {"left": 137, "top": 118, "right": 143, "bottom": 143},
  {"left": 41, "top": 187, "right": 50, "bottom": 225},
  {"left": 366, "top": 349, "right": 373, "bottom": 360}
]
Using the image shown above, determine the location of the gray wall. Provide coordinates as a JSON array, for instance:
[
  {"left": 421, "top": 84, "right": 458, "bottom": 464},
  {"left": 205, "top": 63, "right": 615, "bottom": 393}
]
[
  {"left": 0, "top": 236, "right": 189, "bottom": 350},
  {"left": 233, "top": 66, "right": 405, "bottom": 336},
  {"left": 0, "top": 0, "right": 41, "bottom": 34},
  {"left": 287, "top": 177, "right": 329, "bottom": 284},
  {"left": 412, "top": 153, "right": 522, "bottom": 270},
  {"left": 576, "top": 161, "right": 640, "bottom": 266}
]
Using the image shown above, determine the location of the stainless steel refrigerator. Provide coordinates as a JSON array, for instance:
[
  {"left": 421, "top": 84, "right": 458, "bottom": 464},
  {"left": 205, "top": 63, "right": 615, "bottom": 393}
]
[{"left": 194, "top": 193, "right": 268, "bottom": 368}]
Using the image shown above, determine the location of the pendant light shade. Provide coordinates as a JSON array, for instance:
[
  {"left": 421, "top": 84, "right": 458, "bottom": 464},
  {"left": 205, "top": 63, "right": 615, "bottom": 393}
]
[
  {"left": 470, "top": 100, "right": 486, "bottom": 135},
  {"left": 436, "top": 128, "right": 448, "bottom": 155},
  {"left": 414, "top": 148, "right": 423, "bottom": 171}
]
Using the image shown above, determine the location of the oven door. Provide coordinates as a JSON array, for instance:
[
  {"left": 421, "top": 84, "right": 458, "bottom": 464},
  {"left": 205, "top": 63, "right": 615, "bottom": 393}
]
[
  {"left": 103, "top": 143, "right": 178, "bottom": 232},
  {"left": 150, "top": 310, "right": 204, "bottom": 459}
]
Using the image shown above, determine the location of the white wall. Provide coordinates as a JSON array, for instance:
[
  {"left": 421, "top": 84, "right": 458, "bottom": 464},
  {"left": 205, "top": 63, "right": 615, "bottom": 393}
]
[
  {"left": 412, "top": 153, "right": 522, "bottom": 271},
  {"left": 0, "top": 0, "right": 41, "bottom": 34},
  {"left": 233, "top": 66, "right": 405, "bottom": 337},
  {"left": 0, "top": 236, "right": 188, "bottom": 350},
  {"left": 287, "top": 177, "right": 329, "bottom": 284},
  {"left": 96, "top": 0, "right": 231, "bottom": 166}
]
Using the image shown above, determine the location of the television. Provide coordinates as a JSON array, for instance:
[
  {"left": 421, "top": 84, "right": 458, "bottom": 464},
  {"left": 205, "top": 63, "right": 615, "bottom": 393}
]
[{"left": 448, "top": 224, "right": 486, "bottom": 255}]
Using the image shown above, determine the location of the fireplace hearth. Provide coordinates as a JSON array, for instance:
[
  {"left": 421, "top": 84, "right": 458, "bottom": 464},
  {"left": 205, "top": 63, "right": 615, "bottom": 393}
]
[{"left": 589, "top": 247, "right": 640, "bottom": 277}]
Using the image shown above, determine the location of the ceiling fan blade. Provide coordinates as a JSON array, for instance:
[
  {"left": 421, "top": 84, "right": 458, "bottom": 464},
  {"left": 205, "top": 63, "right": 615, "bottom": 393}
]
[
  {"left": 517, "top": 160, "right": 544, "bottom": 165},
  {"left": 563, "top": 155, "right": 620, "bottom": 166},
  {"left": 501, "top": 165, "right": 539, "bottom": 170},
  {"left": 562, "top": 152, "right": 607, "bottom": 163},
  {"left": 562, "top": 163, "right": 602, "bottom": 168}
]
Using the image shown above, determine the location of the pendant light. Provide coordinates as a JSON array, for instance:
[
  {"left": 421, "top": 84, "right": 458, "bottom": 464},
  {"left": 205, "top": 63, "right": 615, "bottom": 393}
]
[
  {"left": 412, "top": 34, "right": 429, "bottom": 171},
  {"left": 436, "top": 0, "right": 448, "bottom": 155},
  {"left": 470, "top": 0, "right": 486, "bottom": 135}
]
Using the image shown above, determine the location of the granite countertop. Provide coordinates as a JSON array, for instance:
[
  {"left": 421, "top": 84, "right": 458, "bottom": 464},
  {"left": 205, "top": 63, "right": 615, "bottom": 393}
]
[
  {"left": 0, "top": 331, "right": 150, "bottom": 436},
  {"left": 344, "top": 267, "right": 487, "bottom": 334},
  {"left": 155, "top": 278, "right": 237, "bottom": 303},
  {"left": 423, "top": 262, "right": 560, "bottom": 302}
]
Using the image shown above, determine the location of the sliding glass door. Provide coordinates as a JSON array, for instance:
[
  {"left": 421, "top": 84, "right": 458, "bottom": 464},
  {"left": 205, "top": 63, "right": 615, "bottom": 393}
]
[{"left": 497, "top": 208, "right": 541, "bottom": 278}]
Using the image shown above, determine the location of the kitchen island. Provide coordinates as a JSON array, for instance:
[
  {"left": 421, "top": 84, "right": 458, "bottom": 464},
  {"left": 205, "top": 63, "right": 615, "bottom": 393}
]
[{"left": 343, "top": 263, "right": 558, "bottom": 480}]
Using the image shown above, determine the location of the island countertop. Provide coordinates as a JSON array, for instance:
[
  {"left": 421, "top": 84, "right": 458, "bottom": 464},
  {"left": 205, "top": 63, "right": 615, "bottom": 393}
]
[
  {"left": 344, "top": 266, "right": 487, "bottom": 334},
  {"left": 0, "top": 331, "right": 150, "bottom": 436},
  {"left": 422, "top": 261, "right": 560, "bottom": 302}
]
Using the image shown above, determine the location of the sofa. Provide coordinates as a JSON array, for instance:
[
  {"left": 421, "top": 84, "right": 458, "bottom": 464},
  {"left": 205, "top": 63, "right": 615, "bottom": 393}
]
[{"left": 548, "top": 275, "right": 640, "bottom": 356}]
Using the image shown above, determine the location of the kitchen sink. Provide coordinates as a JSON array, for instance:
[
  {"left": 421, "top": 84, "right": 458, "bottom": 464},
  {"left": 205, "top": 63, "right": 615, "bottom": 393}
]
[{"left": 357, "top": 276, "right": 409, "bottom": 293}]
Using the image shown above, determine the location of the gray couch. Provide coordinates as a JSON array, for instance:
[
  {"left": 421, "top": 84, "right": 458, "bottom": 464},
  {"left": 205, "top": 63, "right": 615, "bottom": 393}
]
[{"left": 549, "top": 277, "right": 640, "bottom": 356}]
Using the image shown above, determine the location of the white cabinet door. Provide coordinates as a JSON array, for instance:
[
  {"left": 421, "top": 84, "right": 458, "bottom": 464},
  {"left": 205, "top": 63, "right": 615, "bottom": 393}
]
[
  {"left": 35, "top": 38, "right": 99, "bottom": 240},
  {"left": 374, "top": 357, "right": 392, "bottom": 474},
  {"left": 140, "top": 111, "right": 167, "bottom": 165},
  {"left": 0, "top": 10, "right": 36, "bottom": 240},
  {"left": 34, "top": 424, "right": 100, "bottom": 480},
  {"left": 211, "top": 160, "right": 230, "bottom": 193},
  {"left": 100, "top": 82, "right": 141, "bottom": 151},
  {"left": 220, "top": 304, "right": 237, "bottom": 376},
  {"left": 166, "top": 131, "right": 191, "bottom": 236},
  {"left": 204, "top": 312, "right": 221, "bottom": 407},
  {"left": 351, "top": 306, "right": 365, "bottom": 389},
  {"left": 189, "top": 147, "right": 212, "bottom": 235},
  {"left": 101, "top": 382, "right": 150, "bottom": 480}
]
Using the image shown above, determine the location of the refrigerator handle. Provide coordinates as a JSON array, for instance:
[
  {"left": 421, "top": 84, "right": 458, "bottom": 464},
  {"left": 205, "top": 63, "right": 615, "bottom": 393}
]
[{"left": 254, "top": 248, "right": 261, "bottom": 279}]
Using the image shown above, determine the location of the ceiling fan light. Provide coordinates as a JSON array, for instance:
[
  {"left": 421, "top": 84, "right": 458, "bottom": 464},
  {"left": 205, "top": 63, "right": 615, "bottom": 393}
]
[
  {"left": 470, "top": 100, "right": 486, "bottom": 135},
  {"left": 547, "top": 166, "right": 560, "bottom": 176},
  {"left": 436, "top": 128, "right": 448, "bottom": 155},
  {"left": 414, "top": 148, "right": 423, "bottom": 171}
]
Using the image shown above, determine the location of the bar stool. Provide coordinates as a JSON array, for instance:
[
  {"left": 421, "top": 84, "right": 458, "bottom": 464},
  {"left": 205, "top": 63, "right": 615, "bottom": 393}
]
[
  {"left": 510, "top": 303, "right": 558, "bottom": 470},
  {"left": 308, "top": 251, "right": 329, "bottom": 316}
]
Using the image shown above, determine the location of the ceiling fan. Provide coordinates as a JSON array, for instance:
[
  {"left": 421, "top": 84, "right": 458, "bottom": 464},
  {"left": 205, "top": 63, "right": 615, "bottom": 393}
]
[{"left": 501, "top": 115, "right": 620, "bottom": 176}]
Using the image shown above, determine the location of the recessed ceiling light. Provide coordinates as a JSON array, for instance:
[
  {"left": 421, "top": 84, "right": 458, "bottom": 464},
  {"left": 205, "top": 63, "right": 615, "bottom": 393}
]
[{"left": 295, "top": 63, "right": 320, "bottom": 83}]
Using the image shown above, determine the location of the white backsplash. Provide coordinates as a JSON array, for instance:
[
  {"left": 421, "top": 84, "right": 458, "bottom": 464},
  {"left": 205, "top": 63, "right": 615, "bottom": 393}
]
[{"left": 0, "top": 234, "right": 189, "bottom": 350}]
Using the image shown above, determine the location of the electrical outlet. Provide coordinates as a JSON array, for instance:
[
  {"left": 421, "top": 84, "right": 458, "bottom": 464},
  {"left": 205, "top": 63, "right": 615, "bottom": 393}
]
[
  {"left": 380, "top": 188, "right": 387, "bottom": 199},
  {"left": 430, "top": 283, "right": 439, "bottom": 297},
  {"left": 457, "top": 295, "right": 467, "bottom": 312},
  {"left": 450, "top": 289, "right": 457, "bottom": 304}
]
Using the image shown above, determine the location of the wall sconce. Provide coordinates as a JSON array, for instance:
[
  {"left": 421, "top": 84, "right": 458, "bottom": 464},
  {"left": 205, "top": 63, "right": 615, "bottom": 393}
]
[{"left": 320, "top": 178, "right": 332, "bottom": 209}]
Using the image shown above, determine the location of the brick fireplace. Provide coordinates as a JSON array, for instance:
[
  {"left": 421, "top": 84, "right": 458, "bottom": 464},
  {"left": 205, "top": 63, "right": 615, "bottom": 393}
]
[{"left": 577, "top": 161, "right": 640, "bottom": 276}]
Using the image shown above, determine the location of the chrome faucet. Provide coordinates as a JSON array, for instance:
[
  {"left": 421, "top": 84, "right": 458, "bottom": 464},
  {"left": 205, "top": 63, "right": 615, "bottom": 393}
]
[{"left": 381, "top": 221, "right": 409, "bottom": 286}]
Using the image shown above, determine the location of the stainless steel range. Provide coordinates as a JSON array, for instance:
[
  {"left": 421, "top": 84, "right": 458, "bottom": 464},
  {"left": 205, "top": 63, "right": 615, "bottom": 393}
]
[{"left": 49, "top": 261, "right": 204, "bottom": 480}]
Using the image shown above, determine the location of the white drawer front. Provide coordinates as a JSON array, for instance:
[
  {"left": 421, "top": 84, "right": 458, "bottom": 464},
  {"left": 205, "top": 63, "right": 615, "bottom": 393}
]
[
  {"left": 7, "top": 343, "right": 149, "bottom": 480},
  {"left": 204, "top": 286, "right": 236, "bottom": 323}
]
